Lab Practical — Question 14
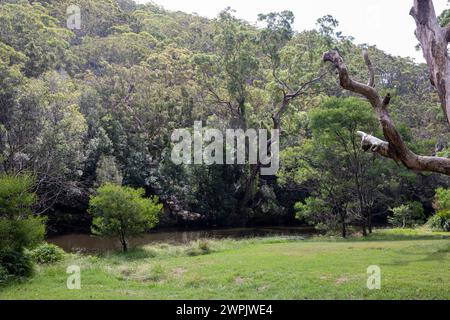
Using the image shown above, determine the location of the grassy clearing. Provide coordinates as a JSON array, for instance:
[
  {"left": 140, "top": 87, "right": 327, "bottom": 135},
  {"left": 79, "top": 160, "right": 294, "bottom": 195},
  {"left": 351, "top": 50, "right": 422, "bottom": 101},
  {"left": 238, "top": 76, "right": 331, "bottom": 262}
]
[{"left": 0, "top": 229, "right": 449, "bottom": 300}]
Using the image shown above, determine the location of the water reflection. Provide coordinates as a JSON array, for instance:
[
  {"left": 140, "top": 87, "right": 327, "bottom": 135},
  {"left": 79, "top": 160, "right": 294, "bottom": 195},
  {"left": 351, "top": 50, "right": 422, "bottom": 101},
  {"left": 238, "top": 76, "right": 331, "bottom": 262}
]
[{"left": 48, "top": 226, "right": 316, "bottom": 252}]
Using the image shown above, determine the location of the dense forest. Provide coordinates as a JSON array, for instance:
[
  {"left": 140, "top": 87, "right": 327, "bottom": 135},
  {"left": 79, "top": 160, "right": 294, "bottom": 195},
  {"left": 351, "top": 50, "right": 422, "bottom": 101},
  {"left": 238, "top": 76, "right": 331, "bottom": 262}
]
[
  {"left": 1, "top": 0, "right": 450, "bottom": 238},
  {"left": 1, "top": 0, "right": 449, "bottom": 302}
]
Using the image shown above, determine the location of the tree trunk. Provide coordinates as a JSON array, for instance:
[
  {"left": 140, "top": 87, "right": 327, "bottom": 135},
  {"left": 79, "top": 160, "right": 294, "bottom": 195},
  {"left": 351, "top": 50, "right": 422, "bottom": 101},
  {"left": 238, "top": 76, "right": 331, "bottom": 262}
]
[
  {"left": 119, "top": 233, "right": 128, "bottom": 252},
  {"left": 342, "top": 221, "right": 347, "bottom": 238},
  {"left": 362, "top": 222, "right": 368, "bottom": 237},
  {"left": 411, "top": 0, "right": 450, "bottom": 125},
  {"left": 367, "top": 210, "right": 373, "bottom": 234},
  {"left": 121, "top": 240, "right": 128, "bottom": 252},
  {"left": 237, "top": 163, "right": 260, "bottom": 225}
]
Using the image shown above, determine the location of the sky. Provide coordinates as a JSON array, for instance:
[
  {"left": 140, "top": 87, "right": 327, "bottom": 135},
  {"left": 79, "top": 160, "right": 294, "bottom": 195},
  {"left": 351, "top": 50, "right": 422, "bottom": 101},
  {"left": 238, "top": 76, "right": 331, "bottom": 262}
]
[{"left": 136, "top": 0, "right": 449, "bottom": 62}]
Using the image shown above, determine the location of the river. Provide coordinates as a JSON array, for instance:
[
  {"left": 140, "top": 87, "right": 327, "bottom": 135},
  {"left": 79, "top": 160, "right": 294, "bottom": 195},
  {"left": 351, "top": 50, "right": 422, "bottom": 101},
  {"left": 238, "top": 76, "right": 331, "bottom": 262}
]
[{"left": 47, "top": 226, "right": 316, "bottom": 252}]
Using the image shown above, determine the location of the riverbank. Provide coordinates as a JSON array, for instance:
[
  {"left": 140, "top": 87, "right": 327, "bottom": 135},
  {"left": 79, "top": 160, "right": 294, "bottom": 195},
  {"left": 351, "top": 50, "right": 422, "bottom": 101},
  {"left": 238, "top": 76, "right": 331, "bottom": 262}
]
[
  {"left": 1, "top": 229, "right": 449, "bottom": 300},
  {"left": 47, "top": 226, "right": 316, "bottom": 252}
]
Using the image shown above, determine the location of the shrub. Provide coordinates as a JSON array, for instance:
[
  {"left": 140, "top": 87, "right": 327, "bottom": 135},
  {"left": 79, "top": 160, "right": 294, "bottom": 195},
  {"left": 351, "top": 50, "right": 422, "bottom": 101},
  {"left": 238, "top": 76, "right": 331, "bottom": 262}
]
[
  {"left": 89, "top": 183, "right": 163, "bottom": 252},
  {"left": 186, "top": 247, "right": 203, "bottom": 256},
  {"left": 388, "top": 201, "right": 425, "bottom": 228},
  {"left": 445, "top": 220, "right": 450, "bottom": 231},
  {"left": 186, "top": 240, "right": 212, "bottom": 256},
  {"left": 0, "top": 174, "right": 45, "bottom": 279},
  {"left": 0, "top": 250, "right": 34, "bottom": 278},
  {"left": 0, "top": 174, "right": 36, "bottom": 219},
  {"left": 430, "top": 188, "right": 450, "bottom": 231},
  {"left": 198, "top": 240, "right": 211, "bottom": 254},
  {"left": 426, "top": 211, "right": 450, "bottom": 232},
  {"left": 31, "top": 243, "right": 65, "bottom": 264},
  {"left": 0, "top": 217, "right": 46, "bottom": 252},
  {"left": 148, "top": 264, "right": 166, "bottom": 282},
  {"left": 0, "top": 265, "right": 9, "bottom": 283},
  {"left": 427, "top": 215, "right": 444, "bottom": 231}
]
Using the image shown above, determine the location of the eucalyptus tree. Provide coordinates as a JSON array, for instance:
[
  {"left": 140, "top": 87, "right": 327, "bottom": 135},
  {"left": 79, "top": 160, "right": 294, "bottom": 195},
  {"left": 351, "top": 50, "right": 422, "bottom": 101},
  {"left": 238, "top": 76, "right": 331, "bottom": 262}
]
[{"left": 280, "top": 98, "right": 382, "bottom": 236}]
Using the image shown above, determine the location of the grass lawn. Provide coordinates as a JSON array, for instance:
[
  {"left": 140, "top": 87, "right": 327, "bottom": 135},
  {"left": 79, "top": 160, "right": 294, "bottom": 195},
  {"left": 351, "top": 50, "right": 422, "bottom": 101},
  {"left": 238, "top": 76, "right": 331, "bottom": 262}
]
[{"left": 0, "top": 229, "right": 449, "bottom": 300}]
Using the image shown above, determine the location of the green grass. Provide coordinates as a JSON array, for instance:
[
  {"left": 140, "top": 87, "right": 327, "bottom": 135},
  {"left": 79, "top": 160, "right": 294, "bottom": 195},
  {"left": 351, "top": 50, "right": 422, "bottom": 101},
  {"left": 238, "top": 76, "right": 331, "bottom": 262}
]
[{"left": 0, "top": 229, "right": 449, "bottom": 300}]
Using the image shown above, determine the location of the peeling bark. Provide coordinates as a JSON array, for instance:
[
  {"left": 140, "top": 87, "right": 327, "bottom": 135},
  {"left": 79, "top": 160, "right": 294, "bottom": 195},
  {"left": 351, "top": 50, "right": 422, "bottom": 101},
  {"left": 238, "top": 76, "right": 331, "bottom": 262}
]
[
  {"left": 410, "top": 0, "right": 450, "bottom": 124},
  {"left": 444, "top": 25, "right": 450, "bottom": 43}
]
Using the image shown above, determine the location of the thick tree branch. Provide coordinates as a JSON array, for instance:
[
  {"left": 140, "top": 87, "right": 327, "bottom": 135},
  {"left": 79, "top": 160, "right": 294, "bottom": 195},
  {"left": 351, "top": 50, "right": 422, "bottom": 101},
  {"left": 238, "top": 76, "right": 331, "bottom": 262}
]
[
  {"left": 323, "top": 49, "right": 450, "bottom": 176},
  {"left": 357, "top": 131, "right": 390, "bottom": 157},
  {"left": 411, "top": 0, "right": 450, "bottom": 124},
  {"left": 323, "top": 51, "right": 380, "bottom": 107}
]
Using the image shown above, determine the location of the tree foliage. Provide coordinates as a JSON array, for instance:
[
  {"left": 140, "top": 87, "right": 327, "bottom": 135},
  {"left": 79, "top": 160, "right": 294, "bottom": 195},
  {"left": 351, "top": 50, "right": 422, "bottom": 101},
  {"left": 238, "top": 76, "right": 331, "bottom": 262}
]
[
  {"left": 89, "top": 183, "right": 162, "bottom": 251},
  {"left": 388, "top": 202, "right": 426, "bottom": 228},
  {"left": 0, "top": 174, "right": 45, "bottom": 279},
  {"left": 430, "top": 188, "right": 450, "bottom": 231}
]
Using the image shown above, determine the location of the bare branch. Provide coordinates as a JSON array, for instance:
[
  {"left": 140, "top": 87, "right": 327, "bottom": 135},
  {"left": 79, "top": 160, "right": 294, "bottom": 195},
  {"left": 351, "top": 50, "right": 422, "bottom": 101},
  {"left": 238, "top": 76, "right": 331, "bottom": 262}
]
[
  {"left": 272, "top": 70, "right": 330, "bottom": 130},
  {"left": 363, "top": 50, "right": 375, "bottom": 88},
  {"left": 286, "top": 70, "right": 329, "bottom": 100}
]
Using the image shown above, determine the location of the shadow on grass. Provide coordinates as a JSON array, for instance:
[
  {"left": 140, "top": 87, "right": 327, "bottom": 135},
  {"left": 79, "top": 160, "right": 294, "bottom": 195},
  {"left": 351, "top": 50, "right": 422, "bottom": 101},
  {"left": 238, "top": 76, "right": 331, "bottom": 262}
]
[
  {"left": 363, "top": 234, "right": 449, "bottom": 242},
  {"left": 0, "top": 270, "right": 37, "bottom": 291},
  {"left": 382, "top": 243, "right": 450, "bottom": 266}
]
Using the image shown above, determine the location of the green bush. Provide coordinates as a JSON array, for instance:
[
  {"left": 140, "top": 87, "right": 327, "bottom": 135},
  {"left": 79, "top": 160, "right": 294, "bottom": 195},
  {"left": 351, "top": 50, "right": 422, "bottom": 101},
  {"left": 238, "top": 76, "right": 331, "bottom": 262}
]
[
  {"left": 186, "top": 247, "right": 203, "bottom": 256},
  {"left": 0, "top": 174, "right": 46, "bottom": 279},
  {"left": 427, "top": 215, "right": 443, "bottom": 231},
  {"left": 445, "top": 220, "right": 450, "bottom": 231},
  {"left": 0, "top": 265, "right": 9, "bottom": 283},
  {"left": 388, "top": 201, "right": 426, "bottom": 228},
  {"left": 430, "top": 188, "right": 450, "bottom": 231},
  {"left": 0, "top": 174, "right": 36, "bottom": 218},
  {"left": 198, "top": 240, "right": 211, "bottom": 254},
  {"left": 31, "top": 243, "right": 65, "bottom": 264},
  {"left": 0, "top": 250, "right": 34, "bottom": 278},
  {"left": 186, "top": 240, "right": 212, "bottom": 256},
  {"left": 426, "top": 212, "right": 450, "bottom": 232},
  {"left": 0, "top": 217, "right": 46, "bottom": 252},
  {"left": 148, "top": 264, "right": 166, "bottom": 282}
]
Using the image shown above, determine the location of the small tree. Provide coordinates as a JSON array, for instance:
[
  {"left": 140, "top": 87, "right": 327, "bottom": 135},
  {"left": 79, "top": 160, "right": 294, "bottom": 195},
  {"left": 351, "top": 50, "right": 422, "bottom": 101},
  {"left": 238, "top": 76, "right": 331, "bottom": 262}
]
[
  {"left": 281, "top": 97, "right": 381, "bottom": 237},
  {"left": 295, "top": 197, "right": 349, "bottom": 237},
  {"left": 0, "top": 174, "right": 45, "bottom": 252},
  {"left": 388, "top": 201, "right": 425, "bottom": 228},
  {"left": 0, "top": 174, "right": 45, "bottom": 279},
  {"left": 88, "top": 184, "right": 162, "bottom": 252}
]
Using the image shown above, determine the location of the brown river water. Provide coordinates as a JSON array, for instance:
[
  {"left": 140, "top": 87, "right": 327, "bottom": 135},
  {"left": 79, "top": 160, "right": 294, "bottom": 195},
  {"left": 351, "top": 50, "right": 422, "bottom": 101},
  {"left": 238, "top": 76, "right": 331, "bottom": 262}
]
[{"left": 47, "top": 226, "right": 316, "bottom": 252}]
